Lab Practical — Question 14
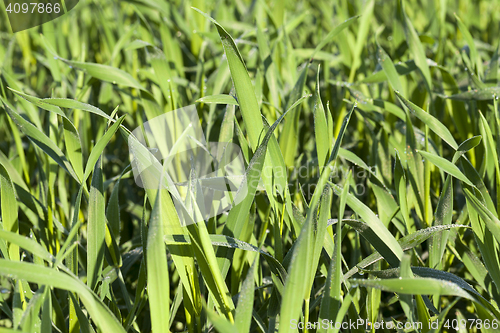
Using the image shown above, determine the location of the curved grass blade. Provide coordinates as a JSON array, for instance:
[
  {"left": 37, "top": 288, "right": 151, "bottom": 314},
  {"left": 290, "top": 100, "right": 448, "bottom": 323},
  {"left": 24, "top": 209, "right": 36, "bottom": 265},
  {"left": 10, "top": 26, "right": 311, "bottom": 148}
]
[
  {"left": 7, "top": 88, "right": 68, "bottom": 121},
  {"left": 0, "top": 260, "right": 125, "bottom": 333},
  {"left": 464, "top": 189, "right": 500, "bottom": 244},
  {"left": 376, "top": 40, "right": 404, "bottom": 95},
  {"left": 2, "top": 98, "right": 80, "bottom": 183},
  {"left": 344, "top": 224, "right": 470, "bottom": 279},
  {"left": 83, "top": 115, "right": 126, "bottom": 182},
  {"left": 445, "top": 87, "right": 500, "bottom": 101},
  {"left": 59, "top": 59, "right": 145, "bottom": 91},
  {"left": 166, "top": 234, "right": 286, "bottom": 280},
  {"left": 43, "top": 98, "right": 115, "bottom": 121},
  {"left": 396, "top": 92, "right": 458, "bottom": 150},
  {"left": 196, "top": 94, "right": 238, "bottom": 105},
  {"left": 234, "top": 260, "right": 257, "bottom": 333},
  {"left": 417, "top": 150, "right": 473, "bottom": 186},
  {"left": 350, "top": 277, "right": 474, "bottom": 301},
  {"left": 455, "top": 14, "right": 481, "bottom": 76},
  {"left": 399, "top": 0, "right": 432, "bottom": 90},
  {"left": 192, "top": 8, "right": 262, "bottom": 150},
  {"left": 330, "top": 183, "right": 403, "bottom": 267}
]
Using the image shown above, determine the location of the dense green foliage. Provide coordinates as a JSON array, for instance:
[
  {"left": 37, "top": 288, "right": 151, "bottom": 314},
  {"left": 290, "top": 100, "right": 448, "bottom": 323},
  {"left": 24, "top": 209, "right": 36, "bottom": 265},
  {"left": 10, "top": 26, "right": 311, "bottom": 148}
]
[{"left": 1, "top": 0, "right": 500, "bottom": 332}]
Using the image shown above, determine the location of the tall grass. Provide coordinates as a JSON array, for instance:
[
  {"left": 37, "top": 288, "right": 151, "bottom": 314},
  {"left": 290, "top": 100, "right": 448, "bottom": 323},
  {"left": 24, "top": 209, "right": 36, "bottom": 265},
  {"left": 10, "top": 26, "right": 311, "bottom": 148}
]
[{"left": 1, "top": 0, "right": 500, "bottom": 332}]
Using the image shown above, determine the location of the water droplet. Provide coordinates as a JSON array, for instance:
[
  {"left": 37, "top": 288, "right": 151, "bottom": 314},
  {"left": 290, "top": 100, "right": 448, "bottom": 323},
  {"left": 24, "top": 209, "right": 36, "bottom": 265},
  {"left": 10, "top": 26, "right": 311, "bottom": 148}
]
[
  {"left": 112, "top": 81, "right": 117, "bottom": 84},
  {"left": 358, "top": 270, "right": 364, "bottom": 276}
]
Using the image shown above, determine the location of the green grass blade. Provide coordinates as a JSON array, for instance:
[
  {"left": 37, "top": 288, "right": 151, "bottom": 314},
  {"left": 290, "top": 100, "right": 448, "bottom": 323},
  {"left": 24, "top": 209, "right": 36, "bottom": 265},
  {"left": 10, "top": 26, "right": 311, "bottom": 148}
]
[
  {"left": 396, "top": 91, "right": 458, "bottom": 150},
  {"left": 399, "top": 0, "right": 432, "bottom": 90},
  {"left": 313, "top": 68, "right": 329, "bottom": 168},
  {"left": 376, "top": 41, "right": 404, "bottom": 95},
  {"left": 147, "top": 189, "right": 170, "bottom": 332},
  {"left": 455, "top": 14, "right": 481, "bottom": 77},
  {"left": 344, "top": 224, "right": 469, "bottom": 279},
  {"left": 83, "top": 115, "right": 126, "bottom": 182},
  {"left": 62, "top": 118, "right": 84, "bottom": 183},
  {"left": 87, "top": 156, "right": 105, "bottom": 291},
  {"left": 1, "top": 98, "right": 80, "bottom": 183},
  {"left": 193, "top": 8, "right": 262, "bottom": 150},
  {"left": 0, "top": 163, "right": 19, "bottom": 261},
  {"left": 0, "top": 260, "right": 125, "bottom": 333},
  {"left": 331, "top": 184, "right": 403, "bottom": 267},
  {"left": 234, "top": 260, "right": 257, "bottom": 332},
  {"left": 351, "top": 277, "right": 474, "bottom": 301},
  {"left": 196, "top": 94, "right": 238, "bottom": 105},
  {"left": 417, "top": 150, "right": 473, "bottom": 186},
  {"left": 464, "top": 189, "right": 500, "bottom": 245},
  {"left": 60, "top": 59, "right": 145, "bottom": 91}
]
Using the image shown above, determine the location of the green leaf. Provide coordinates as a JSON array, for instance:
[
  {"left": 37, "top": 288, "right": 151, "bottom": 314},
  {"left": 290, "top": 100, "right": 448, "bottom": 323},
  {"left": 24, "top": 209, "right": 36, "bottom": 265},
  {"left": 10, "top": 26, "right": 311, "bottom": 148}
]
[
  {"left": 60, "top": 59, "right": 145, "bottom": 91},
  {"left": 43, "top": 98, "right": 115, "bottom": 121},
  {"left": 63, "top": 118, "right": 84, "bottom": 183},
  {"left": 344, "top": 224, "right": 470, "bottom": 279},
  {"left": 396, "top": 92, "right": 458, "bottom": 150},
  {"left": 417, "top": 150, "right": 473, "bottom": 186},
  {"left": 8, "top": 88, "right": 68, "bottom": 121},
  {"left": 464, "top": 189, "right": 500, "bottom": 245},
  {"left": 455, "top": 14, "right": 481, "bottom": 76},
  {"left": 313, "top": 68, "right": 329, "bottom": 169},
  {"left": 87, "top": 156, "right": 105, "bottom": 291},
  {"left": 445, "top": 87, "right": 500, "bottom": 101},
  {"left": 193, "top": 8, "right": 262, "bottom": 150},
  {"left": 83, "top": 115, "right": 126, "bottom": 182},
  {"left": 0, "top": 260, "right": 125, "bottom": 333},
  {"left": 196, "top": 94, "right": 238, "bottom": 105},
  {"left": 350, "top": 277, "right": 474, "bottom": 300},
  {"left": 147, "top": 189, "right": 170, "bottom": 332},
  {"left": 0, "top": 163, "right": 19, "bottom": 261},
  {"left": 1, "top": 97, "right": 80, "bottom": 183},
  {"left": 330, "top": 184, "right": 403, "bottom": 267},
  {"left": 429, "top": 175, "right": 453, "bottom": 270},
  {"left": 376, "top": 41, "right": 404, "bottom": 95},
  {"left": 400, "top": 0, "right": 432, "bottom": 90},
  {"left": 234, "top": 260, "right": 257, "bottom": 332}
]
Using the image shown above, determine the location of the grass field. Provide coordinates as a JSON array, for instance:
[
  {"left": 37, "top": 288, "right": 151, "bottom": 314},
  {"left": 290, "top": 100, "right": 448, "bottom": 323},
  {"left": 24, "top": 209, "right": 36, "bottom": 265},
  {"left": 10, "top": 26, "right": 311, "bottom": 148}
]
[{"left": 1, "top": 0, "right": 500, "bottom": 332}]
